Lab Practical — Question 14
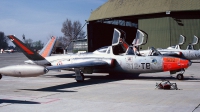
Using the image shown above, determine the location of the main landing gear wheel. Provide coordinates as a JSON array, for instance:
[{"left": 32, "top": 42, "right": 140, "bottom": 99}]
[
  {"left": 176, "top": 74, "right": 184, "bottom": 80},
  {"left": 75, "top": 72, "right": 85, "bottom": 82},
  {"left": 74, "top": 68, "right": 85, "bottom": 82},
  {"left": 0, "top": 74, "right": 2, "bottom": 79}
]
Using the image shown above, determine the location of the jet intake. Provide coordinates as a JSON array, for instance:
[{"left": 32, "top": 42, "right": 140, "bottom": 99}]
[
  {"left": 0, "top": 64, "right": 47, "bottom": 77},
  {"left": 102, "top": 59, "right": 116, "bottom": 68}
]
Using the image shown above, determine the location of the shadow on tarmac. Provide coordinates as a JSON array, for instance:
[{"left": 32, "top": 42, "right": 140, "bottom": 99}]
[
  {"left": 21, "top": 78, "right": 120, "bottom": 92},
  {"left": 44, "top": 72, "right": 200, "bottom": 81},
  {"left": 21, "top": 73, "right": 200, "bottom": 92},
  {"left": 0, "top": 99, "right": 40, "bottom": 104}
]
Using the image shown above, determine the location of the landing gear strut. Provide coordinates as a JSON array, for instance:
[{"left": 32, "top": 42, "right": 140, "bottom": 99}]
[{"left": 74, "top": 68, "right": 85, "bottom": 82}]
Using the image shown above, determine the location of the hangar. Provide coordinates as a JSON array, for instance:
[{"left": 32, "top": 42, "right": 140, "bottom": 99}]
[{"left": 87, "top": 0, "right": 200, "bottom": 52}]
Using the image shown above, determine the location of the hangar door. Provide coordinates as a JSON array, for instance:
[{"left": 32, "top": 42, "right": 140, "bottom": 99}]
[{"left": 87, "top": 22, "right": 137, "bottom": 52}]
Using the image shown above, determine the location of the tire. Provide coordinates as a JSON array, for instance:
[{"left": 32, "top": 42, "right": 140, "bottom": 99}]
[
  {"left": 76, "top": 73, "right": 84, "bottom": 82},
  {"left": 0, "top": 74, "right": 2, "bottom": 79},
  {"left": 176, "top": 74, "right": 184, "bottom": 80}
]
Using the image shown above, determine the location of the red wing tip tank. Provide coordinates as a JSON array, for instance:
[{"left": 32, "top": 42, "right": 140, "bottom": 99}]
[{"left": 0, "top": 64, "right": 48, "bottom": 77}]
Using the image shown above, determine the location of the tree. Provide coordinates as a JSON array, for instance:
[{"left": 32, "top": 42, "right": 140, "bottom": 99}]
[
  {"left": 32, "top": 40, "right": 44, "bottom": 51},
  {"left": 24, "top": 38, "right": 33, "bottom": 48},
  {"left": 56, "top": 36, "right": 68, "bottom": 48},
  {"left": 23, "top": 38, "right": 44, "bottom": 51},
  {"left": 60, "top": 18, "right": 86, "bottom": 50},
  {"left": 0, "top": 32, "right": 8, "bottom": 49}
]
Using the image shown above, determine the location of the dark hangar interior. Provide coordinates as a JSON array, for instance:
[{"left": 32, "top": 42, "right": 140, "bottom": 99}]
[{"left": 87, "top": 0, "right": 200, "bottom": 52}]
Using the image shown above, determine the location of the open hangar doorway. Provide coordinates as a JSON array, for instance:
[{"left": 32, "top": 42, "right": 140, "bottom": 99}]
[{"left": 87, "top": 19, "right": 138, "bottom": 52}]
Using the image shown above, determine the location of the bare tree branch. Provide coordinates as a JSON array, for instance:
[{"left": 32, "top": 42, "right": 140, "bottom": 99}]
[{"left": 60, "top": 18, "right": 86, "bottom": 50}]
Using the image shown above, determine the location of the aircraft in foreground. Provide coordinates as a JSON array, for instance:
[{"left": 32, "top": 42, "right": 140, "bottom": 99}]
[
  {"left": 137, "top": 35, "right": 200, "bottom": 77},
  {"left": 0, "top": 29, "right": 191, "bottom": 81}
]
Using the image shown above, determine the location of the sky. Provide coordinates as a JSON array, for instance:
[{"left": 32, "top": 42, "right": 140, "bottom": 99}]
[{"left": 0, "top": 0, "right": 107, "bottom": 44}]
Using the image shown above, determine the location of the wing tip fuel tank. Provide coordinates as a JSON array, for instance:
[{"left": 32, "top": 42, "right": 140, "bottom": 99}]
[{"left": 0, "top": 65, "right": 47, "bottom": 77}]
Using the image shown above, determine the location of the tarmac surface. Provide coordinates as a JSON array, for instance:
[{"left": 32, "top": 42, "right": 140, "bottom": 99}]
[{"left": 0, "top": 53, "right": 200, "bottom": 112}]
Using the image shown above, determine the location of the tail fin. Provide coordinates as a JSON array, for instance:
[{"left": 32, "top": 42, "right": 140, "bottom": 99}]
[
  {"left": 39, "top": 36, "right": 56, "bottom": 57},
  {"left": 7, "top": 35, "right": 46, "bottom": 61}
]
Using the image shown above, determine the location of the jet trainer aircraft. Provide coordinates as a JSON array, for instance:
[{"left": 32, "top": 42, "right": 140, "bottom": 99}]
[
  {"left": 140, "top": 35, "right": 200, "bottom": 61},
  {"left": 157, "top": 35, "right": 200, "bottom": 60},
  {"left": 0, "top": 29, "right": 191, "bottom": 82},
  {"left": 3, "top": 49, "right": 16, "bottom": 53},
  {"left": 134, "top": 34, "right": 200, "bottom": 78}
]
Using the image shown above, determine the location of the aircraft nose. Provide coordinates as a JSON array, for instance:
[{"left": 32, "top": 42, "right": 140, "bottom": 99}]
[
  {"left": 180, "top": 59, "right": 191, "bottom": 68},
  {"left": 188, "top": 60, "right": 192, "bottom": 66},
  {"left": 162, "top": 57, "right": 191, "bottom": 71}
]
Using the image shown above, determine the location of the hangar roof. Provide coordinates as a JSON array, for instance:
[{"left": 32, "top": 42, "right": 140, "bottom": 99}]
[{"left": 88, "top": 0, "right": 200, "bottom": 21}]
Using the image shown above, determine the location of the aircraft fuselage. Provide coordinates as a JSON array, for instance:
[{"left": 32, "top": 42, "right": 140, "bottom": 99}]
[
  {"left": 158, "top": 49, "right": 200, "bottom": 60},
  {"left": 24, "top": 52, "right": 190, "bottom": 75}
]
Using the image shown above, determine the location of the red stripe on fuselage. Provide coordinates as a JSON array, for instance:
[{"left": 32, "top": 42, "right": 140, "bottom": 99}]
[{"left": 9, "top": 36, "right": 34, "bottom": 55}]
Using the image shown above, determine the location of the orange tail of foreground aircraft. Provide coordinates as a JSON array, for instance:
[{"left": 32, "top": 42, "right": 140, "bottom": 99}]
[{"left": 7, "top": 35, "right": 56, "bottom": 66}]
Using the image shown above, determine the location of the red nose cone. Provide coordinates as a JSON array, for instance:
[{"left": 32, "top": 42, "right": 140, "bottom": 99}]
[{"left": 163, "top": 57, "right": 190, "bottom": 71}]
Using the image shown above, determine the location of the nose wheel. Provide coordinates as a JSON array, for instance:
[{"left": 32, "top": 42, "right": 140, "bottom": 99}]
[
  {"left": 176, "top": 69, "right": 185, "bottom": 80},
  {"left": 176, "top": 73, "right": 184, "bottom": 80}
]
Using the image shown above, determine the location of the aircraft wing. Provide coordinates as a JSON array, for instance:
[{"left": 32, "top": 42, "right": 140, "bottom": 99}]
[{"left": 46, "top": 60, "right": 110, "bottom": 70}]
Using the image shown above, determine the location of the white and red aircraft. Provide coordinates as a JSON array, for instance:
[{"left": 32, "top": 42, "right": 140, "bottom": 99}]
[
  {"left": 156, "top": 35, "right": 200, "bottom": 60},
  {"left": 3, "top": 49, "right": 15, "bottom": 53},
  {"left": 0, "top": 29, "right": 191, "bottom": 82}
]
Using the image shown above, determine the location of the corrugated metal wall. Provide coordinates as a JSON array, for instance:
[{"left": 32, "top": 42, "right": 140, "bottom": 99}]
[
  {"left": 89, "top": 0, "right": 200, "bottom": 21},
  {"left": 170, "top": 18, "right": 200, "bottom": 49},
  {"left": 139, "top": 17, "right": 200, "bottom": 49},
  {"left": 139, "top": 17, "right": 171, "bottom": 49}
]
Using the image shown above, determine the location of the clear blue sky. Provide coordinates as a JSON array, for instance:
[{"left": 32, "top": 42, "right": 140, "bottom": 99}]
[{"left": 0, "top": 0, "right": 107, "bottom": 44}]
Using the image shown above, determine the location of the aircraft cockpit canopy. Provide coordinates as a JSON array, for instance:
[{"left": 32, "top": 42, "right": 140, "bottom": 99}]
[
  {"left": 112, "top": 28, "right": 127, "bottom": 55},
  {"left": 148, "top": 47, "right": 162, "bottom": 56},
  {"left": 132, "top": 30, "right": 148, "bottom": 46},
  {"left": 112, "top": 28, "right": 126, "bottom": 46}
]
